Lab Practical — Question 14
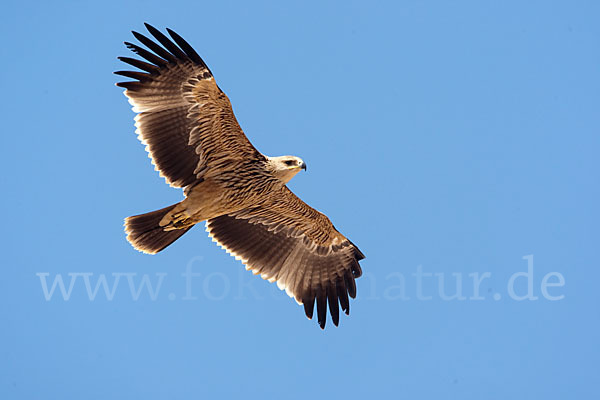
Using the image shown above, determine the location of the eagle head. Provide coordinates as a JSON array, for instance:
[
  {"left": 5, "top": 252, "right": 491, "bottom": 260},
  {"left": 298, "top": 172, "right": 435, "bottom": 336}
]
[{"left": 267, "top": 155, "right": 307, "bottom": 184}]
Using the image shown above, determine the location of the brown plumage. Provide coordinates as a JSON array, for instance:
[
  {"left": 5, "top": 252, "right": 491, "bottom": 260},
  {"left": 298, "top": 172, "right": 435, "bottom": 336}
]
[{"left": 117, "top": 24, "right": 365, "bottom": 329}]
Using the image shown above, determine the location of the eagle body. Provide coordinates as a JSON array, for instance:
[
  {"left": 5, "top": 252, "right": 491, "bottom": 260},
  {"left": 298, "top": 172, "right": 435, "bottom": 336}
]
[
  {"left": 117, "top": 24, "right": 364, "bottom": 329},
  {"left": 163, "top": 170, "right": 278, "bottom": 229}
]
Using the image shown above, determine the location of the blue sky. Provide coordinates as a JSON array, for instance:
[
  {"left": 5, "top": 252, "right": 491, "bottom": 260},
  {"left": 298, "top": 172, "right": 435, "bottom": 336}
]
[{"left": 1, "top": 0, "right": 598, "bottom": 398}]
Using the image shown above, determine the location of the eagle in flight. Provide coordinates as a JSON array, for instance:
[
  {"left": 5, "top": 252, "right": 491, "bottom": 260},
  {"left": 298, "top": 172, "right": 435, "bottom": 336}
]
[{"left": 116, "top": 24, "right": 365, "bottom": 329}]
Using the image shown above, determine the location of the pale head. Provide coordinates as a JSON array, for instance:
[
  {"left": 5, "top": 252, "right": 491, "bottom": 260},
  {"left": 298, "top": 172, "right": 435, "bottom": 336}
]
[{"left": 266, "top": 155, "right": 307, "bottom": 184}]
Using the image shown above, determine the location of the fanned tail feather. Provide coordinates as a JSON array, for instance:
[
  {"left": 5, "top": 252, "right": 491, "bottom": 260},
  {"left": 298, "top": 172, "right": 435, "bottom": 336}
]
[{"left": 124, "top": 202, "right": 193, "bottom": 254}]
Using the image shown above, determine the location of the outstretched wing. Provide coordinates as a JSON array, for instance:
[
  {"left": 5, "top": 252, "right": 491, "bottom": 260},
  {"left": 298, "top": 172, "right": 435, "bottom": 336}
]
[
  {"left": 116, "top": 23, "right": 265, "bottom": 188},
  {"left": 205, "top": 187, "right": 365, "bottom": 329}
]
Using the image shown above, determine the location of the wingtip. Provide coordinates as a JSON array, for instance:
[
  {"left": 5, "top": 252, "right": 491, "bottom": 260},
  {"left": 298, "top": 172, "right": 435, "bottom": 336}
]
[
  {"left": 131, "top": 30, "right": 147, "bottom": 43},
  {"left": 144, "top": 22, "right": 161, "bottom": 36}
]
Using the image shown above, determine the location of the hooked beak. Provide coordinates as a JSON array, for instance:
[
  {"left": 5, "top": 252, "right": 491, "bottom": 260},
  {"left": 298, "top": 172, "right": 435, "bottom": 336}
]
[{"left": 300, "top": 161, "right": 307, "bottom": 171}]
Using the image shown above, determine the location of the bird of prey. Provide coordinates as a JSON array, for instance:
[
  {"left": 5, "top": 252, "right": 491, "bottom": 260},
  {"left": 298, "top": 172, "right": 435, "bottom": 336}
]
[{"left": 116, "top": 24, "right": 364, "bottom": 329}]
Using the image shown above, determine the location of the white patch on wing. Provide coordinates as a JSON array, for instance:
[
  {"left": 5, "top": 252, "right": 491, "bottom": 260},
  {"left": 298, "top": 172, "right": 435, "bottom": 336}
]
[
  {"left": 124, "top": 97, "right": 191, "bottom": 188},
  {"left": 123, "top": 89, "right": 187, "bottom": 113}
]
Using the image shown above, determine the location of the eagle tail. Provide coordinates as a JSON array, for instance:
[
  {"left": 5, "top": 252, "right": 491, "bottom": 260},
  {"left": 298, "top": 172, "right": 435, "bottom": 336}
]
[{"left": 124, "top": 203, "right": 194, "bottom": 254}]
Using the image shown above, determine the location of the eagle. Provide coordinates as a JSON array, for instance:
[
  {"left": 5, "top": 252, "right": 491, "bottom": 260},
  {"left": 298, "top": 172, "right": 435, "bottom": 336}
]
[{"left": 116, "top": 24, "right": 365, "bottom": 329}]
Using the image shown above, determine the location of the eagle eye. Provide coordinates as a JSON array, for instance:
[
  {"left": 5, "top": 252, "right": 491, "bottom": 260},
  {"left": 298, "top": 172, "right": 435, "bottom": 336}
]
[{"left": 284, "top": 160, "right": 295, "bottom": 166}]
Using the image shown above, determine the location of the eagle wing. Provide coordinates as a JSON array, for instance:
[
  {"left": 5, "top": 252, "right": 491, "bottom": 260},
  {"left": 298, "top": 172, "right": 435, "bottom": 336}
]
[
  {"left": 206, "top": 187, "right": 365, "bottom": 329},
  {"left": 115, "top": 24, "right": 265, "bottom": 188}
]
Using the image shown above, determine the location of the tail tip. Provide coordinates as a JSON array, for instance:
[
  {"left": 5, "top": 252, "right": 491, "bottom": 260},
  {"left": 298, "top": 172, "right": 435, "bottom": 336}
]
[
  {"left": 124, "top": 216, "right": 161, "bottom": 254},
  {"left": 123, "top": 203, "right": 194, "bottom": 255}
]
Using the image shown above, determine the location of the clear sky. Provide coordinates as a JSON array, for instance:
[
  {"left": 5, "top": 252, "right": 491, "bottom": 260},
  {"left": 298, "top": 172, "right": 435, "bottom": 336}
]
[{"left": 1, "top": 0, "right": 598, "bottom": 399}]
